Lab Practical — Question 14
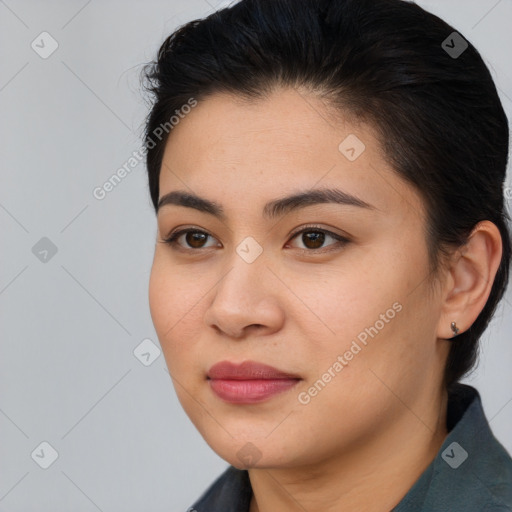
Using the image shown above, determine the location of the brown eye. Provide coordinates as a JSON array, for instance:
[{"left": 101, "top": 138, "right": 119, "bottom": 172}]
[
  {"left": 162, "top": 229, "right": 220, "bottom": 250},
  {"left": 185, "top": 231, "right": 208, "bottom": 248},
  {"left": 288, "top": 226, "right": 349, "bottom": 252},
  {"left": 301, "top": 231, "right": 325, "bottom": 249}
]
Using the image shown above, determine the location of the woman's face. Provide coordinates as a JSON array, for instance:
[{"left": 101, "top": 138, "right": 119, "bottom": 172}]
[{"left": 149, "top": 87, "right": 450, "bottom": 469}]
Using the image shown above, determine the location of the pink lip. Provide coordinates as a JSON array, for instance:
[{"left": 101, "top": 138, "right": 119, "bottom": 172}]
[{"left": 207, "top": 360, "right": 301, "bottom": 404}]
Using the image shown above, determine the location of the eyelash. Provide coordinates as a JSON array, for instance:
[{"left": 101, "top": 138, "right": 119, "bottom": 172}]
[{"left": 161, "top": 224, "right": 350, "bottom": 254}]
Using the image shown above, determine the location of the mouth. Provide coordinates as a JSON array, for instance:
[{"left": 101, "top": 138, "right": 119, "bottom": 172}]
[{"left": 207, "top": 360, "right": 302, "bottom": 404}]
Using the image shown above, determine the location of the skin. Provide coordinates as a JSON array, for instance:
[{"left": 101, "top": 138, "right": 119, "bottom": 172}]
[{"left": 148, "top": 87, "right": 502, "bottom": 512}]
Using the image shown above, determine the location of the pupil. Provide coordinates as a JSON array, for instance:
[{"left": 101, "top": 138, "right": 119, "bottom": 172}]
[
  {"left": 304, "top": 231, "right": 324, "bottom": 249},
  {"left": 187, "top": 232, "right": 206, "bottom": 248}
]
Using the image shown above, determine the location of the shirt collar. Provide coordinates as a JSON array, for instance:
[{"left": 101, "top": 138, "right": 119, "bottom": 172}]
[{"left": 393, "top": 383, "right": 512, "bottom": 511}]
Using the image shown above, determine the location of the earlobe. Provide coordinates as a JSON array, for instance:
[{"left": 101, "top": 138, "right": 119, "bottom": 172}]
[{"left": 437, "top": 221, "right": 503, "bottom": 340}]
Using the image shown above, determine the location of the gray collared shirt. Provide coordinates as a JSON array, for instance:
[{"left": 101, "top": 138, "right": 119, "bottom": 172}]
[{"left": 188, "top": 384, "right": 512, "bottom": 511}]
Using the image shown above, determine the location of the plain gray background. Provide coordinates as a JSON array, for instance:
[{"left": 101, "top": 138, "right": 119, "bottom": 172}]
[{"left": 1, "top": 0, "right": 511, "bottom": 510}]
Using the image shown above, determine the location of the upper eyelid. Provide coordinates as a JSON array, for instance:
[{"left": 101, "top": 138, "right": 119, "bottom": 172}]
[{"left": 289, "top": 224, "right": 347, "bottom": 239}]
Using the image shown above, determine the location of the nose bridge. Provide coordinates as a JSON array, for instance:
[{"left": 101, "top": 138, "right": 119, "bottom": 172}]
[
  {"left": 205, "top": 239, "right": 283, "bottom": 337},
  {"left": 217, "top": 238, "right": 268, "bottom": 307}
]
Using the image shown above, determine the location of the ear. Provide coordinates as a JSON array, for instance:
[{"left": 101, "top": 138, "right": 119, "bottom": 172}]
[{"left": 437, "top": 220, "right": 503, "bottom": 340}]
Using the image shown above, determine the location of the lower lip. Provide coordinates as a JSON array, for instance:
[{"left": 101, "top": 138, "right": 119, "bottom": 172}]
[{"left": 208, "top": 378, "right": 300, "bottom": 404}]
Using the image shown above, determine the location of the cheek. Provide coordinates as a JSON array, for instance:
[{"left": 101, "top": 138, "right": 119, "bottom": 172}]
[
  {"left": 148, "top": 261, "right": 177, "bottom": 339},
  {"left": 288, "top": 244, "right": 427, "bottom": 375},
  {"left": 149, "top": 252, "right": 204, "bottom": 327},
  {"left": 286, "top": 261, "right": 395, "bottom": 348},
  {"left": 148, "top": 256, "right": 207, "bottom": 365}
]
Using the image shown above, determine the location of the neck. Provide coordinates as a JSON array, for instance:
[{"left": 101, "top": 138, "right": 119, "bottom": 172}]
[{"left": 248, "top": 388, "right": 449, "bottom": 512}]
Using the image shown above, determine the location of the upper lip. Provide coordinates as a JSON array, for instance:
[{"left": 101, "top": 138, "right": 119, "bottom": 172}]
[{"left": 207, "top": 360, "right": 301, "bottom": 380}]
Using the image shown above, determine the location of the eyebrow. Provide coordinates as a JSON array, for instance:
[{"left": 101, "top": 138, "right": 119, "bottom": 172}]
[{"left": 156, "top": 188, "right": 375, "bottom": 220}]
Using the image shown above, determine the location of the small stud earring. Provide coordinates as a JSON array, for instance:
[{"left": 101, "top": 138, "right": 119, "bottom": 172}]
[{"left": 450, "top": 321, "right": 460, "bottom": 336}]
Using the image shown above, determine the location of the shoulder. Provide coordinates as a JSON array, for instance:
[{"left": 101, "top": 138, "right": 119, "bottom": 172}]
[
  {"left": 453, "top": 385, "right": 512, "bottom": 509},
  {"left": 395, "top": 384, "right": 512, "bottom": 511}
]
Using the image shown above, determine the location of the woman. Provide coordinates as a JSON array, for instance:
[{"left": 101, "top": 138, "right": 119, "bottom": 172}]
[{"left": 141, "top": 0, "right": 512, "bottom": 510}]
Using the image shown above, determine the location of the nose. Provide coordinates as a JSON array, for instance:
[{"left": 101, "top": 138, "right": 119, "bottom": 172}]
[{"left": 203, "top": 251, "right": 285, "bottom": 339}]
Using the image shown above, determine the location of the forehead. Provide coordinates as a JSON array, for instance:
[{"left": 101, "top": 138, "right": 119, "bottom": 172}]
[{"left": 159, "top": 88, "right": 425, "bottom": 221}]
